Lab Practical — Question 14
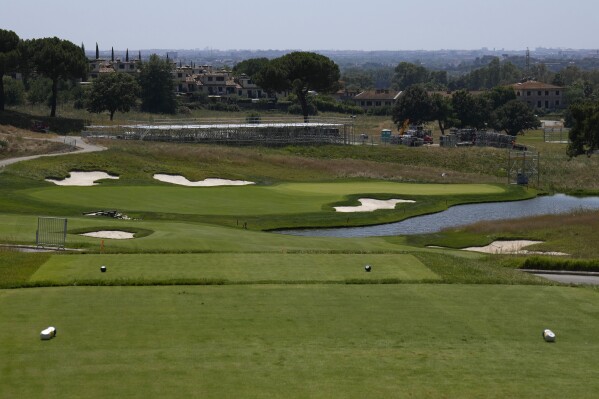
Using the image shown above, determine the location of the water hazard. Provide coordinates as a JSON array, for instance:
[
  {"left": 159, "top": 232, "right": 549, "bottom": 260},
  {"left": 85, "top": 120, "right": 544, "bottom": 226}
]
[{"left": 276, "top": 194, "right": 599, "bottom": 238}]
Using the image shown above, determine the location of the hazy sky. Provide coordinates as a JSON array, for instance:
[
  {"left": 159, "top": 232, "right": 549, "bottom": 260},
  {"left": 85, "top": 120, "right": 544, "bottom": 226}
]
[{"left": 2, "top": 0, "right": 597, "bottom": 51}]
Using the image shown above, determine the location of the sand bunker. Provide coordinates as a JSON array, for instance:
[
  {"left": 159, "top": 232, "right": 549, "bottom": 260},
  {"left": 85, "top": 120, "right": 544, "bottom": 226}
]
[
  {"left": 462, "top": 240, "right": 568, "bottom": 256},
  {"left": 153, "top": 174, "right": 255, "bottom": 187},
  {"left": 334, "top": 198, "right": 415, "bottom": 213},
  {"left": 80, "top": 231, "right": 135, "bottom": 240},
  {"left": 46, "top": 171, "right": 119, "bottom": 186}
]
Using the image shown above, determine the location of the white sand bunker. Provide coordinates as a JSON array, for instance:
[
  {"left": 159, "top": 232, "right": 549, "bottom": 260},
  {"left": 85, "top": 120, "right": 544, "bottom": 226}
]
[
  {"left": 80, "top": 230, "right": 135, "bottom": 240},
  {"left": 462, "top": 240, "right": 568, "bottom": 256},
  {"left": 153, "top": 174, "right": 255, "bottom": 187},
  {"left": 46, "top": 171, "right": 119, "bottom": 186},
  {"left": 334, "top": 198, "right": 416, "bottom": 213}
]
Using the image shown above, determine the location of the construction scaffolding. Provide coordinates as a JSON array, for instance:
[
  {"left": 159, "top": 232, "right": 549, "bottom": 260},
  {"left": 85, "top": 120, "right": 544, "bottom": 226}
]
[
  {"left": 508, "top": 150, "right": 540, "bottom": 186},
  {"left": 83, "top": 116, "right": 355, "bottom": 146},
  {"left": 544, "top": 127, "right": 570, "bottom": 144},
  {"left": 36, "top": 217, "right": 67, "bottom": 249}
]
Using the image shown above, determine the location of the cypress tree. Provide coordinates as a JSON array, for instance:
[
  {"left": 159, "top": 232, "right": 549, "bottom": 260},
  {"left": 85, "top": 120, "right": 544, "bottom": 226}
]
[
  {"left": 126, "top": 48, "right": 129, "bottom": 62},
  {"left": 95, "top": 42, "right": 99, "bottom": 59},
  {"left": 138, "top": 50, "right": 141, "bottom": 61},
  {"left": 111, "top": 47, "right": 114, "bottom": 62}
]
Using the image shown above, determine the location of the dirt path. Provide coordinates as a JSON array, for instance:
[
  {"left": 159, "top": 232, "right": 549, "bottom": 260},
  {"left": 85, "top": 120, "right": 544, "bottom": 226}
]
[{"left": 0, "top": 136, "right": 106, "bottom": 168}]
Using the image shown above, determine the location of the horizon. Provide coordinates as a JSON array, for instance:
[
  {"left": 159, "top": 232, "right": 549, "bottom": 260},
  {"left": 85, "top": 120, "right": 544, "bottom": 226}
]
[{"left": 3, "top": 0, "right": 599, "bottom": 52}]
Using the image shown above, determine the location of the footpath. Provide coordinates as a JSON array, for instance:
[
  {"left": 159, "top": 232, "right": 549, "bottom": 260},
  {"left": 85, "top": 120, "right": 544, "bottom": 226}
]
[{"left": 0, "top": 136, "right": 106, "bottom": 168}]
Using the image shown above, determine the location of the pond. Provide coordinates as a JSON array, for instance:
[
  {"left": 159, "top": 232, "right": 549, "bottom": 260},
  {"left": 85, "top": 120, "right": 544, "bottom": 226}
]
[{"left": 276, "top": 194, "right": 599, "bottom": 238}]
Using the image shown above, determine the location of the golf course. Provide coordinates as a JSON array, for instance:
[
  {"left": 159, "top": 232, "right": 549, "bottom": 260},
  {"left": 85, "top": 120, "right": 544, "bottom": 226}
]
[{"left": 2, "top": 129, "right": 599, "bottom": 398}]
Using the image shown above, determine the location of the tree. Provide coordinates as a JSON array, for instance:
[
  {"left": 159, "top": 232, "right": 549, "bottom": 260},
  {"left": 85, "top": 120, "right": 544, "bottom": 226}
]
[
  {"left": 392, "top": 62, "right": 429, "bottom": 90},
  {"left": 566, "top": 102, "right": 599, "bottom": 157},
  {"left": 451, "top": 90, "right": 489, "bottom": 129},
  {"left": 95, "top": 42, "right": 99, "bottom": 59},
  {"left": 392, "top": 85, "right": 434, "bottom": 127},
  {"left": 341, "top": 67, "right": 374, "bottom": 90},
  {"left": 232, "top": 57, "right": 269, "bottom": 78},
  {"left": 87, "top": 73, "right": 139, "bottom": 120},
  {"left": 138, "top": 54, "right": 176, "bottom": 114},
  {"left": 485, "top": 86, "right": 516, "bottom": 109},
  {"left": 126, "top": 48, "right": 129, "bottom": 62},
  {"left": 255, "top": 52, "right": 340, "bottom": 122},
  {"left": 0, "top": 29, "right": 20, "bottom": 111},
  {"left": 26, "top": 76, "right": 52, "bottom": 105},
  {"left": 26, "top": 37, "right": 88, "bottom": 116},
  {"left": 492, "top": 100, "right": 540, "bottom": 136},
  {"left": 430, "top": 93, "right": 456, "bottom": 135}
]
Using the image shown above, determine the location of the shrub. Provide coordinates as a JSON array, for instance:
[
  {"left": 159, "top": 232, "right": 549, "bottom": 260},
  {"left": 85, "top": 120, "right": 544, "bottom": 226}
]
[
  {"left": 246, "top": 112, "right": 261, "bottom": 124},
  {"left": 3, "top": 76, "right": 25, "bottom": 106},
  {"left": 522, "top": 257, "right": 599, "bottom": 272}
]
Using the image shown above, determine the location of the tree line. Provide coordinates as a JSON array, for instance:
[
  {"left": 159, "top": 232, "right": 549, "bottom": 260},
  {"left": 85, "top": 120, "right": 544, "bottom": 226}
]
[
  {"left": 0, "top": 29, "right": 177, "bottom": 119},
  {"left": 392, "top": 85, "right": 540, "bottom": 137}
]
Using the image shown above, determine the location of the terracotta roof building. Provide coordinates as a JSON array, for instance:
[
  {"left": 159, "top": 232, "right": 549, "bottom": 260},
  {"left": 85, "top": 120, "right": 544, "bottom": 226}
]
[
  {"left": 511, "top": 81, "right": 565, "bottom": 110},
  {"left": 354, "top": 89, "right": 402, "bottom": 109}
]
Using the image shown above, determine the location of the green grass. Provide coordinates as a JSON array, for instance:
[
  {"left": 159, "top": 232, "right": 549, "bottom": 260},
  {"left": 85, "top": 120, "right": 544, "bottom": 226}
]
[
  {"left": 1, "top": 285, "right": 598, "bottom": 398},
  {"left": 0, "top": 250, "right": 50, "bottom": 287},
  {"left": 21, "top": 182, "right": 505, "bottom": 216},
  {"left": 29, "top": 253, "right": 439, "bottom": 284},
  {"left": 3, "top": 114, "right": 599, "bottom": 397},
  {"left": 0, "top": 213, "right": 422, "bottom": 253}
]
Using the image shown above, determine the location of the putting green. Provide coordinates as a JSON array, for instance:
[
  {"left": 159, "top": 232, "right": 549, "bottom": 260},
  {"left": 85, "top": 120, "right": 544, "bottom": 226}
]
[
  {"left": 30, "top": 253, "right": 439, "bottom": 283},
  {"left": 22, "top": 182, "right": 505, "bottom": 216},
  {"left": 272, "top": 181, "right": 505, "bottom": 196}
]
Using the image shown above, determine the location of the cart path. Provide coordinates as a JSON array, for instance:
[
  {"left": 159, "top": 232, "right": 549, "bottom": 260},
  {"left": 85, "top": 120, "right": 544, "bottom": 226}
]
[{"left": 0, "top": 136, "right": 106, "bottom": 168}]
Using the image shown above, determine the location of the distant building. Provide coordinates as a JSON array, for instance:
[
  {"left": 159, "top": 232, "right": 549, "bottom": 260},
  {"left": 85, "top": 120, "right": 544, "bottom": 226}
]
[
  {"left": 511, "top": 81, "right": 565, "bottom": 111},
  {"left": 353, "top": 89, "right": 402, "bottom": 109},
  {"left": 88, "top": 58, "right": 141, "bottom": 79}
]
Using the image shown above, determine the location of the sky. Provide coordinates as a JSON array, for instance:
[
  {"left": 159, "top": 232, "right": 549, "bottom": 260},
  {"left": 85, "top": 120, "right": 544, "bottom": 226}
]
[{"left": 2, "top": 0, "right": 598, "bottom": 51}]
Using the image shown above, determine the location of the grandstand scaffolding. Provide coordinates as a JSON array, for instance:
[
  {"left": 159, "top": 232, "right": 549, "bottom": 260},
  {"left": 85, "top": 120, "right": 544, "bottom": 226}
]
[
  {"left": 83, "top": 116, "right": 355, "bottom": 146},
  {"left": 508, "top": 150, "right": 540, "bottom": 186}
]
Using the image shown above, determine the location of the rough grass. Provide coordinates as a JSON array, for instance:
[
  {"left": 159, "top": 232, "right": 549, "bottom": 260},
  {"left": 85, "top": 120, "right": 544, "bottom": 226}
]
[
  {"left": 453, "top": 209, "right": 599, "bottom": 259},
  {"left": 0, "top": 126, "right": 72, "bottom": 160},
  {"left": 523, "top": 257, "right": 599, "bottom": 272}
]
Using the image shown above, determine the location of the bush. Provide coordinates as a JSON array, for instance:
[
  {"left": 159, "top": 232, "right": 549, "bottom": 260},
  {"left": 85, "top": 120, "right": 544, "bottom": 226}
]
[
  {"left": 522, "top": 257, "right": 599, "bottom": 272},
  {"left": 206, "top": 102, "right": 240, "bottom": 112},
  {"left": 366, "top": 106, "right": 393, "bottom": 116},
  {"left": 246, "top": 112, "right": 261, "bottom": 124},
  {"left": 312, "top": 96, "right": 364, "bottom": 115},
  {"left": 288, "top": 103, "right": 317, "bottom": 116},
  {"left": 3, "top": 76, "right": 25, "bottom": 106}
]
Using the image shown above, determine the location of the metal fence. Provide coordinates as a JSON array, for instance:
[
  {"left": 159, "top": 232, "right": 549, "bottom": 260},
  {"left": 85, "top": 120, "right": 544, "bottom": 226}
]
[{"left": 36, "top": 217, "right": 67, "bottom": 249}]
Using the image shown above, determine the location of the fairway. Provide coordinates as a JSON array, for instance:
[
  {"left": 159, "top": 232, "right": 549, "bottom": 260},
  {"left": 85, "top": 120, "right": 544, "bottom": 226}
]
[
  {"left": 30, "top": 253, "right": 439, "bottom": 283},
  {"left": 1, "top": 285, "right": 598, "bottom": 398},
  {"left": 22, "top": 182, "right": 506, "bottom": 216}
]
